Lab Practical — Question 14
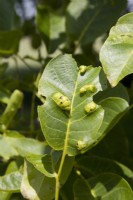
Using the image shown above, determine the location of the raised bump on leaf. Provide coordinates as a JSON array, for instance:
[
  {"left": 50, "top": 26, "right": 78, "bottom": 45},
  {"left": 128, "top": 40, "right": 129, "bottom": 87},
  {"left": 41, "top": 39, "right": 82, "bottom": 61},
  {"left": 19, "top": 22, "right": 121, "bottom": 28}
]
[
  {"left": 80, "top": 84, "right": 97, "bottom": 94},
  {"left": 52, "top": 92, "right": 71, "bottom": 111},
  {"left": 79, "top": 65, "right": 88, "bottom": 75},
  {"left": 77, "top": 140, "right": 87, "bottom": 151},
  {"left": 84, "top": 101, "right": 98, "bottom": 113}
]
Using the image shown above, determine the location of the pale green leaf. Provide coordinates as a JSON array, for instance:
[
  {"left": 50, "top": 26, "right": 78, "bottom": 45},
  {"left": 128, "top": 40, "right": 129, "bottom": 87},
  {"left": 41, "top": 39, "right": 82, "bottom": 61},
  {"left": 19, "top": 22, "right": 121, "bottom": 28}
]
[
  {"left": 0, "top": 131, "right": 47, "bottom": 160},
  {"left": 0, "top": 172, "right": 22, "bottom": 192},
  {"left": 0, "top": 161, "right": 21, "bottom": 199},
  {"left": 66, "top": 0, "right": 127, "bottom": 45},
  {"left": 100, "top": 12, "right": 133, "bottom": 86}
]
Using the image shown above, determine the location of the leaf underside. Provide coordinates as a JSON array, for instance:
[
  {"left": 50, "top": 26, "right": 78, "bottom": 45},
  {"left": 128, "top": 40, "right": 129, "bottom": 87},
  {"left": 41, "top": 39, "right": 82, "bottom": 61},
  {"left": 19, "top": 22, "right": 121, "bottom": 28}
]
[{"left": 38, "top": 54, "right": 128, "bottom": 156}]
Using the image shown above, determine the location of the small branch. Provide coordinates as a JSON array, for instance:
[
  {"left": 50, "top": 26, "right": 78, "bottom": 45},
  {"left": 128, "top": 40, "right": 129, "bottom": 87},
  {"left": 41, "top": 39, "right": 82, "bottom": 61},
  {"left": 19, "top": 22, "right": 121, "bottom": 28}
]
[{"left": 16, "top": 54, "right": 35, "bottom": 71}]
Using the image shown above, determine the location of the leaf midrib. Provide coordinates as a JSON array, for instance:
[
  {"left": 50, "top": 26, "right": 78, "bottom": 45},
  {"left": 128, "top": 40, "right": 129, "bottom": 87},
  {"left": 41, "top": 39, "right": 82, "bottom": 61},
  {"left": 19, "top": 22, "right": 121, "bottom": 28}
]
[{"left": 63, "top": 71, "right": 80, "bottom": 155}]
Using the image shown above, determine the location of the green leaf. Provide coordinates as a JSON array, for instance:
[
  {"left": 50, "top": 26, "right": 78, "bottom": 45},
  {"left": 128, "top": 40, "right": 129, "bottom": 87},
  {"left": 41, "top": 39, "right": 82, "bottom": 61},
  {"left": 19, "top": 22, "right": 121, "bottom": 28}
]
[
  {"left": 0, "top": 171, "right": 22, "bottom": 192},
  {"left": 38, "top": 54, "right": 128, "bottom": 156},
  {"left": 0, "top": 131, "right": 48, "bottom": 160},
  {"left": 38, "top": 54, "right": 107, "bottom": 156},
  {"left": 26, "top": 154, "right": 56, "bottom": 178},
  {"left": 26, "top": 152, "right": 74, "bottom": 186},
  {"left": 89, "top": 173, "right": 133, "bottom": 199},
  {"left": 0, "top": 161, "right": 21, "bottom": 199},
  {"left": 66, "top": 0, "right": 127, "bottom": 45},
  {"left": 21, "top": 160, "right": 55, "bottom": 200},
  {"left": 36, "top": 8, "right": 65, "bottom": 53},
  {"left": 97, "top": 97, "right": 129, "bottom": 139},
  {"left": 94, "top": 83, "right": 130, "bottom": 103},
  {"left": 0, "top": 30, "right": 22, "bottom": 56},
  {"left": 100, "top": 12, "right": 133, "bottom": 87},
  {"left": 74, "top": 173, "right": 133, "bottom": 200}
]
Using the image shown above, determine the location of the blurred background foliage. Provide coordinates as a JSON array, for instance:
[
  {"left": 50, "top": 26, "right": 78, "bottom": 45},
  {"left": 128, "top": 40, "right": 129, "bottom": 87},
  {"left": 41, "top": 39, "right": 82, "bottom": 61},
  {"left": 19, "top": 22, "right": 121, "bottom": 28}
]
[{"left": 0, "top": 0, "right": 133, "bottom": 199}]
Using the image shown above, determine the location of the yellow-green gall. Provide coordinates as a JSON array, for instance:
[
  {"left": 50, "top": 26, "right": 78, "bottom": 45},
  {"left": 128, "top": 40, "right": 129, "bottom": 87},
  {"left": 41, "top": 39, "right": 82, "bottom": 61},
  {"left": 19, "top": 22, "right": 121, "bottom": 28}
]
[
  {"left": 79, "top": 65, "right": 88, "bottom": 74},
  {"left": 52, "top": 92, "right": 71, "bottom": 111},
  {"left": 84, "top": 101, "right": 97, "bottom": 113},
  {"left": 80, "top": 84, "right": 97, "bottom": 94},
  {"left": 77, "top": 140, "right": 87, "bottom": 150}
]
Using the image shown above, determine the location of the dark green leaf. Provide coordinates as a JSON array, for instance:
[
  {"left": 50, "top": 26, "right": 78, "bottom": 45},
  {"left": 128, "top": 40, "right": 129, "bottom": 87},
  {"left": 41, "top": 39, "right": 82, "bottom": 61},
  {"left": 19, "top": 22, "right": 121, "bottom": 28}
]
[
  {"left": 75, "top": 156, "right": 133, "bottom": 179},
  {"left": 0, "top": 0, "right": 20, "bottom": 31},
  {"left": 74, "top": 173, "right": 133, "bottom": 200},
  {"left": 74, "top": 178, "right": 95, "bottom": 200},
  {"left": 0, "top": 30, "right": 22, "bottom": 56},
  {"left": 66, "top": 0, "right": 127, "bottom": 45},
  {"left": 88, "top": 173, "right": 133, "bottom": 199},
  {"left": 21, "top": 160, "right": 55, "bottom": 200},
  {"left": 36, "top": 8, "right": 65, "bottom": 53}
]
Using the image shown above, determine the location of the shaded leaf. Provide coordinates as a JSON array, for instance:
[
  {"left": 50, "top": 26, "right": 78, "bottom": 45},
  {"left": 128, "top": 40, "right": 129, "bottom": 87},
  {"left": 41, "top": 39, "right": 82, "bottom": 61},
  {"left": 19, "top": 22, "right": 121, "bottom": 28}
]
[
  {"left": 0, "top": 0, "right": 20, "bottom": 31},
  {"left": 74, "top": 178, "right": 95, "bottom": 200},
  {"left": 87, "top": 122, "right": 130, "bottom": 161},
  {"left": 100, "top": 12, "right": 133, "bottom": 86},
  {"left": 26, "top": 154, "right": 56, "bottom": 178},
  {"left": 97, "top": 97, "right": 129, "bottom": 139},
  {"left": 0, "top": 30, "right": 22, "bottom": 56},
  {"left": 0, "top": 89, "right": 10, "bottom": 104},
  {"left": 88, "top": 173, "right": 133, "bottom": 199},
  {"left": 75, "top": 156, "right": 133, "bottom": 179},
  {"left": 66, "top": 0, "right": 127, "bottom": 45},
  {"left": 21, "top": 160, "right": 55, "bottom": 200},
  {"left": 74, "top": 173, "right": 133, "bottom": 200},
  {"left": 36, "top": 8, "right": 65, "bottom": 53},
  {"left": 94, "top": 83, "right": 130, "bottom": 103},
  {"left": 26, "top": 153, "right": 74, "bottom": 186}
]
